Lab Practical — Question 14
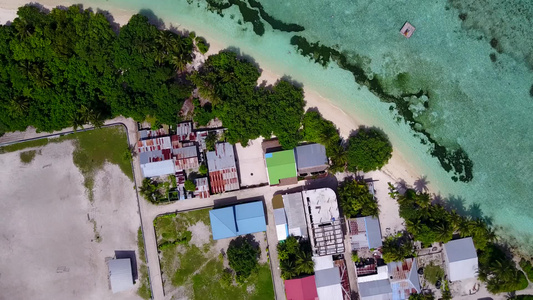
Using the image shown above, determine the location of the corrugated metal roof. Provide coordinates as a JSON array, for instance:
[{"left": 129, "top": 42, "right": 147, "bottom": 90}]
[
  {"left": 364, "top": 216, "right": 383, "bottom": 249},
  {"left": 443, "top": 237, "right": 477, "bottom": 262},
  {"left": 265, "top": 150, "right": 297, "bottom": 185},
  {"left": 107, "top": 259, "right": 133, "bottom": 294},
  {"left": 284, "top": 276, "right": 318, "bottom": 300},
  {"left": 314, "top": 267, "right": 341, "bottom": 287},
  {"left": 273, "top": 208, "right": 287, "bottom": 225},
  {"left": 283, "top": 193, "right": 308, "bottom": 239},
  {"left": 358, "top": 279, "right": 392, "bottom": 300},
  {"left": 388, "top": 258, "right": 420, "bottom": 300},
  {"left": 294, "top": 144, "right": 328, "bottom": 170},
  {"left": 140, "top": 160, "right": 175, "bottom": 178},
  {"left": 137, "top": 136, "right": 172, "bottom": 153},
  {"left": 209, "top": 201, "right": 266, "bottom": 240},
  {"left": 206, "top": 142, "right": 237, "bottom": 172}
]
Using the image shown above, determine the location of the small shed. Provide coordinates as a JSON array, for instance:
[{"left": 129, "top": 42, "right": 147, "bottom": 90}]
[
  {"left": 443, "top": 237, "right": 479, "bottom": 281},
  {"left": 107, "top": 258, "right": 134, "bottom": 294},
  {"left": 274, "top": 208, "right": 288, "bottom": 241}
]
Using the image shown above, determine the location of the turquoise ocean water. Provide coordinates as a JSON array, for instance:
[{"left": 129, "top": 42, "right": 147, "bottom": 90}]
[{"left": 44, "top": 0, "right": 533, "bottom": 252}]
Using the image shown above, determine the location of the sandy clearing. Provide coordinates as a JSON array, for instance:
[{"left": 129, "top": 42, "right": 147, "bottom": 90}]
[
  {"left": 0, "top": 140, "right": 141, "bottom": 300},
  {"left": 187, "top": 221, "right": 210, "bottom": 249},
  {"left": 234, "top": 138, "right": 269, "bottom": 187}
]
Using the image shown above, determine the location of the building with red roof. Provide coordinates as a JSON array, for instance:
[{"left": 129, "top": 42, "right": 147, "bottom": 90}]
[{"left": 284, "top": 275, "right": 319, "bottom": 300}]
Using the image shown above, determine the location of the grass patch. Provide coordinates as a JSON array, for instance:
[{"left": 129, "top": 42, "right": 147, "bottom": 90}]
[
  {"left": 137, "top": 227, "right": 146, "bottom": 263},
  {"left": 137, "top": 264, "right": 152, "bottom": 300},
  {"left": 520, "top": 259, "right": 533, "bottom": 282},
  {"left": 155, "top": 209, "right": 274, "bottom": 299},
  {"left": 1, "top": 126, "right": 133, "bottom": 202},
  {"left": 424, "top": 263, "right": 444, "bottom": 285},
  {"left": 0, "top": 138, "right": 50, "bottom": 153},
  {"left": 137, "top": 227, "right": 152, "bottom": 300},
  {"left": 19, "top": 150, "right": 39, "bottom": 164}
]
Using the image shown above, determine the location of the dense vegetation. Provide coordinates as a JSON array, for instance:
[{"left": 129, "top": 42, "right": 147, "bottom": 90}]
[
  {"left": 300, "top": 110, "right": 346, "bottom": 172},
  {"left": 346, "top": 127, "right": 392, "bottom": 172},
  {"left": 381, "top": 234, "right": 415, "bottom": 263},
  {"left": 423, "top": 263, "right": 444, "bottom": 285},
  {"left": 190, "top": 51, "right": 305, "bottom": 148},
  {"left": 409, "top": 293, "right": 435, "bottom": 300},
  {"left": 277, "top": 236, "right": 314, "bottom": 280},
  {"left": 227, "top": 236, "right": 260, "bottom": 283},
  {"left": 520, "top": 258, "right": 533, "bottom": 282},
  {"left": 478, "top": 243, "right": 528, "bottom": 294},
  {"left": 395, "top": 189, "right": 494, "bottom": 248},
  {"left": 338, "top": 178, "right": 379, "bottom": 217},
  {"left": 0, "top": 5, "right": 195, "bottom": 134}
]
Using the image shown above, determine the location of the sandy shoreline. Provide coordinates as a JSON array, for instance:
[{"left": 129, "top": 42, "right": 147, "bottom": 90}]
[{"left": 0, "top": 1, "right": 427, "bottom": 233}]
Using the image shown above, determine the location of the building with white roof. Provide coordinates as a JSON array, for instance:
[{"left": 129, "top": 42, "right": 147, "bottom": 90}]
[
  {"left": 443, "top": 237, "right": 478, "bottom": 281},
  {"left": 315, "top": 266, "right": 344, "bottom": 300},
  {"left": 282, "top": 192, "right": 309, "bottom": 238},
  {"left": 273, "top": 208, "right": 288, "bottom": 241},
  {"left": 107, "top": 258, "right": 134, "bottom": 294},
  {"left": 302, "top": 188, "right": 344, "bottom": 256}
]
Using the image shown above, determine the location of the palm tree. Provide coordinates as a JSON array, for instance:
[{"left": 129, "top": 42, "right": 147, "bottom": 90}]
[
  {"left": 8, "top": 97, "right": 29, "bottom": 117},
  {"left": 280, "top": 260, "right": 297, "bottom": 280},
  {"left": 295, "top": 251, "right": 314, "bottom": 275}
]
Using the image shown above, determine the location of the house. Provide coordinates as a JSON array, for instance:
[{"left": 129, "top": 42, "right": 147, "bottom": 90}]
[
  {"left": 265, "top": 150, "right": 298, "bottom": 185},
  {"left": 349, "top": 216, "right": 383, "bottom": 251},
  {"left": 443, "top": 237, "right": 478, "bottom": 281},
  {"left": 137, "top": 136, "right": 174, "bottom": 178},
  {"left": 107, "top": 258, "right": 134, "bottom": 294},
  {"left": 302, "top": 188, "right": 344, "bottom": 256},
  {"left": 358, "top": 279, "right": 393, "bottom": 300},
  {"left": 194, "top": 177, "right": 210, "bottom": 199},
  {"left": 388, "top": 258, "right": 421, "bottom": 300},
  {"left": 139, "top": 127, "right": 168, "bottom": 140},
  {"left": 312, "top": 255, "right": 344, "bottom": 300},
  {"left": 294, "top": 144, "right": 328, "bottom": 176},
  {"left": 272, "top": 196, "right": 289, "bottom": 241},
  {"left": 175, "top": 121, "right": 194, "bottom": 142},
  {"left": 173, "top": 145, "right": 199, "bottom": 171},
  {"left": 284, "top": 276, "right": 319, "bottom": 300},
  {"left": 206, "top": 142, "right": 239, "bottom": 193},
  {"left": 209, "top": 201, "right": 266, "bottom": 240},
  {"left": 282, "top": 192, "right": 309, "bottom": 238}
]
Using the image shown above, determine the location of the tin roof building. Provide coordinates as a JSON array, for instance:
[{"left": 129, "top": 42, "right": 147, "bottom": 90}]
[
  {"left": 443, "top": 237, "right": 478, "bottom": 282},
  {"left": 107, "top": 258, "right": 134, "bottom": 294},
  {"left": 294, "top": 144, "right": 328, "bottom": 175},
  {"left": 173, "top": 145, "right": 199, "bottom": 171},
  {"left": 358, "top": 279, "right": 393, "bottom": 300},
  {"left": 274, "top": 208, "right": 288, "bottom": 241},
  {"left": 284, "top": 275, "right": 319, "bottom": 300},
  {"left": 313, "top": 256, "right": 344, "bottom": 300},
  {"left": 388, "top": 258, "right": 420, "bottom": 300},
  {"left": 349, "top": 216, "right": 383, "bottom": 250},
  {"left": 194, "top": 177, "right": 210, "bottom": 199},
  {"left": 206, "top": 143, "right": 239, "bottom": 193},
  {"left": 282, "top": 193, "right": 309, "bottom": 238},
  {"left": 138, "top": 136, "right": 174, "bottom": 178},
  {"left": 209, "top": 201, "right": 267, "bottom": 240},
  {"left": 265, "top": 150, "right": 297, "bottom": 185}
]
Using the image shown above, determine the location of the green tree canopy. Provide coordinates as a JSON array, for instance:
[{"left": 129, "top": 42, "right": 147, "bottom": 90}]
[
  {"left": 277, "top": 236, "right": 314, "bottom": 280},
  {"left": 227, "top": 236, "right": 260, "bottom": 283},
  {"left": 0, "top": 6, "right": 194, "bottom": 133},
  {"left": 346, "top": 127, "right": 392, "bottom": 172},
  {"left": 338, "top": 178, "right": 379, "bottom": 217},
  {"left": 478, "top": 243, "right": 528, "bottom": 294},
  {"left": 190, "top": 51, "right": 305, "bottom": 148},
  {"left": 381, "top": 234, "right": 415, "bottom": 263},
  {"left": 301, "top": 110, "right": 346, "bottom": 172}
]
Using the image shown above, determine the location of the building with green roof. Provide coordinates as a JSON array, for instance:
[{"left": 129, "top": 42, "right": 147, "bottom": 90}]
[{"left": 265, "top": 150, "right": 298, "bottom": 185}]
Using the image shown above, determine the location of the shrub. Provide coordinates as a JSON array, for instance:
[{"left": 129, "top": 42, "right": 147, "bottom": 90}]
[
  {"left": 346, "top": 127, "right": 392, "bottom": 172},
  {"left": 338, "top": 178, "right": 379, "bottom": 217},
  {"left": 227, "top": 237, "right": 260, "bottom": 283},
  {"left": 351, "top": 251, "right": 360, "bottom": 263},
  {"left": 382, "top": 234, "right": 415, "bottom": 263},
  {"left": 196, "top": 37, "right": 209, "bottom": 54},
  {"left": 205, "top": 131, "right": 218, "bottom": 151},
  {"left": 424, "top": 263, "right": 444, "bottom": 285},
  {"left": 198, "top": 164, "right": 208, "bottom": 175},
  {"left": 140, "top": 178, "right": 163, "bottom": 203},
  {"left": 184, "top": 179, "right": 196, "bottom": 192}
]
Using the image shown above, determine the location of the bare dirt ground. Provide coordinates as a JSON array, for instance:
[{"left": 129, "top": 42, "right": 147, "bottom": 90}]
[{"left": 0, "top": 141, "right": 141, "bottom": 300}]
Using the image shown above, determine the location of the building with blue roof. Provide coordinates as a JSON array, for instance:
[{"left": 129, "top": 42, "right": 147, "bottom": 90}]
[{"left": 209, "top": 201, "right": 267, "bottom": 240}]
